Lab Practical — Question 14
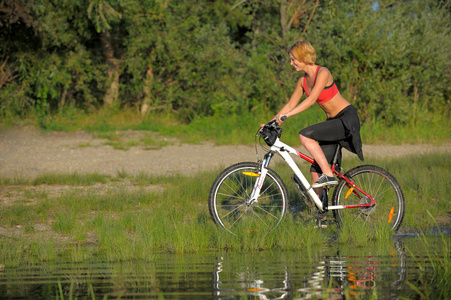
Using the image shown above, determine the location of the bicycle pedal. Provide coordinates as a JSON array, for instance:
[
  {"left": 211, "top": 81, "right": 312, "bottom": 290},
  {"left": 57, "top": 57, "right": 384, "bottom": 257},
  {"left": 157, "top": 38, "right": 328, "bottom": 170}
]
[{"left": 316, "top": 218, "right": 328, "bottom": 228}]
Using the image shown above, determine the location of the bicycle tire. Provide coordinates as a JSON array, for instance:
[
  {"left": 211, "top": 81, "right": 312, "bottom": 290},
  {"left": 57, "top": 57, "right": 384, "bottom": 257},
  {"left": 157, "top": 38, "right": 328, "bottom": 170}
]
[
  {"left": 332, "top": 165, "right": 405, "bottom": 231},
  {"left": 208, "top": 162, "right": 288, "bottom": 235}
]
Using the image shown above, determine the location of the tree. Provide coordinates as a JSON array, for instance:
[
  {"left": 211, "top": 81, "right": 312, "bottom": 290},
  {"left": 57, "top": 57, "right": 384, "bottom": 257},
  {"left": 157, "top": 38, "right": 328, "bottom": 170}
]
[
  {"left": 279, "top": 0, "right": 319, "bottom": 44},
  {"left": 1, "top": 0, "right": 448, "bottom": 127},
  {"left": 87, "top": 0, "right": 122, "bottom": 106},
  {"left": 304, "top": 0, "right": 451, "bottom": 125}
]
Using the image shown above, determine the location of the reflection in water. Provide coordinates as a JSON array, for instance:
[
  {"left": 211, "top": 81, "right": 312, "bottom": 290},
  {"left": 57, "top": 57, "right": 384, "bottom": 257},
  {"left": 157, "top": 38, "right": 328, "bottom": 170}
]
[
  {"left": 301, "top": 239, "right": 407, "bottom": 299},
  {"left": 0, "top": 237, "right": 445, "bottom": 299},
  {"left": 212, "top": 257, "right": 290, "bottom": 299},
  {"left": 212, "top": 240, "right": 408, "bottom": 300}
]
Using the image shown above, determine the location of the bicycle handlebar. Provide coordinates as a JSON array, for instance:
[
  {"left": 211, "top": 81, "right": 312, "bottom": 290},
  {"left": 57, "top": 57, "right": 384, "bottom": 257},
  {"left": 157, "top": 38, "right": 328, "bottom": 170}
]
[
  {"left": 263, "top": 119, "right": 278, "bottom": 129},
  {"left": 262, "top": 115, "right": 287, "bottom": 130},
  {"left": 259, "top": 120, "right": 283, "bottom": 146}
]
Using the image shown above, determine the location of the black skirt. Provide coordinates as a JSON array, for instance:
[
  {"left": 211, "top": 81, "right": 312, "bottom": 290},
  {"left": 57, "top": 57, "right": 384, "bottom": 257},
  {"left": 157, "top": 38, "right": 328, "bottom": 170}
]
[{"left": 332, "top": 105, "right": 364, "bottom": 162}]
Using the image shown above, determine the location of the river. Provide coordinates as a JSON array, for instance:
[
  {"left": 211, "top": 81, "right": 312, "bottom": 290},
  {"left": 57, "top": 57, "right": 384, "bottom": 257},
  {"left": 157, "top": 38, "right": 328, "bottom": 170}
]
[{"left": 1, "top": 233, "right": 450, "bottom": 299}]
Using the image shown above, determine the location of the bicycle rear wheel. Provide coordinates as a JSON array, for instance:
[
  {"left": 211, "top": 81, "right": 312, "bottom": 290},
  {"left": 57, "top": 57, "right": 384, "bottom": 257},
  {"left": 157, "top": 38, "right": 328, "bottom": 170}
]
[
  {"left": 208, "top": 162, "right": 288, "bottom": 235},
  {"left": 332, "top": 165, "right": 405, "bottom": 231}
]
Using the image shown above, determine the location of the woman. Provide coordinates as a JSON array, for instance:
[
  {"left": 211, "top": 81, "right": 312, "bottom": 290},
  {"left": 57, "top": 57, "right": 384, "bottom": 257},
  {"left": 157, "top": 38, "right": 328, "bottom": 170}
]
[{"left": 273, "top": 40, "right": 364, "bottom": 195}]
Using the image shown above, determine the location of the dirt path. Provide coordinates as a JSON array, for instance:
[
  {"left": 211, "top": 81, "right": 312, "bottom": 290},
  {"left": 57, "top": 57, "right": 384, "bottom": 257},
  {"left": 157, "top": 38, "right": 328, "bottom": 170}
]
[{"left": 0, "top": 126, "right": 450, "bottom": 179}]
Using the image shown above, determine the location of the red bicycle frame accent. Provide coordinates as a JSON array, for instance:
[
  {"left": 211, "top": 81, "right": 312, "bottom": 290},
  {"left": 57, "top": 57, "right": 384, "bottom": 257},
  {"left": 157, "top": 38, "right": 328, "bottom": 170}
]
[{"left": 295, "top": 150, "right": 375, "bottom": 209}]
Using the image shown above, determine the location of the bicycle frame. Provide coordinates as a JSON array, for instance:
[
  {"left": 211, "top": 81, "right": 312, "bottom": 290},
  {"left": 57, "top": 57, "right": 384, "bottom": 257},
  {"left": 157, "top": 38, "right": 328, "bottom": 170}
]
[{"left": 249, "top": 136, "right": 375, "bottom": 212}]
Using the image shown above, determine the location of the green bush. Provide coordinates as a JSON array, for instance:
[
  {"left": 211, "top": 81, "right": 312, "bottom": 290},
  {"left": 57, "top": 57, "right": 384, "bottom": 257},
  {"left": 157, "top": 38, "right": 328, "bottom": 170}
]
[{"left": 0, "top": 0, "right": 449, "bottom": 132}]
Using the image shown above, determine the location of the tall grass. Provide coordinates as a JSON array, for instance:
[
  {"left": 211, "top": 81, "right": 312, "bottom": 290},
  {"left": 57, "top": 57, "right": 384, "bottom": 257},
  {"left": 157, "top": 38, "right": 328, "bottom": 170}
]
[
  {"left": 381, "top": 153, "right": 451, "bottom": 228},
  {"left": 0, "top": 152, "right": 449, "bottom": 266}
]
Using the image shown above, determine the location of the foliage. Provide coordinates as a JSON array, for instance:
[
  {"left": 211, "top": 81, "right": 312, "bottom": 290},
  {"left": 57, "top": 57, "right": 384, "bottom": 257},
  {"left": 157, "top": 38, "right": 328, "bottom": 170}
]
[
  {"left": 0, "top": 0, "right": 449, "bottom": 128},
  {"left": 304, "top": 0, "right": 451, "bottom": 125}
]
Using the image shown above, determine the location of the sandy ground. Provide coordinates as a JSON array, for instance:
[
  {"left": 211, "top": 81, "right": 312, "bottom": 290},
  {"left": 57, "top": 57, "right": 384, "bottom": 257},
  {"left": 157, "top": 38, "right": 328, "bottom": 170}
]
[{"left": 0, "top": 126, "right": 449, "bottom": 179}]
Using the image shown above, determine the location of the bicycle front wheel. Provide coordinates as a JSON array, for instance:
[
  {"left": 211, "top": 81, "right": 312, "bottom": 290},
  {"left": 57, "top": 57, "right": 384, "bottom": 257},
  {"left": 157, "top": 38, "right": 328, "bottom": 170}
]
[
  {"left": 208, "top": 162, "right": 288, "bottom": 235},
  {"left": 332, "top": 165, "right": 405, "bottom": 231}
]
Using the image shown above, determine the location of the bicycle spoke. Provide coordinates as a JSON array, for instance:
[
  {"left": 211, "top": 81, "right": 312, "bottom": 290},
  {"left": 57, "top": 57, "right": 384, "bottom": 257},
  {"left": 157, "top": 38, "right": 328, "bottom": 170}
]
[
  {"left": 217, "top": 192, "right": 244, "bottom": 201},
  {"left": 251, "top": 209, "right": 271, "bottom": 229},
  {"left": 254, "top": 204, "right": 282, "bottom": 220},
  {"left": 256, "top": 192, "right": 283, "bottom": 202},
  {"left": 228, "top": 209, "right": 248, "bottom": 230},
  {"left": 219, "top": 203, "right": 246, "bottom": 218},
  {"left": 225, "top": 175, "right": 247, "bottom": 197},
  {"left": 260, "top": 180, "right": 275, "bottom": 196}
]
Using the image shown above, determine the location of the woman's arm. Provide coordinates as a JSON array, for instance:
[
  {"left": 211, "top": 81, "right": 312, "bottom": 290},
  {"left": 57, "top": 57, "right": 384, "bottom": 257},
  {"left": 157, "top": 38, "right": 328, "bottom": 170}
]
[{"left": 272, "top": 77, "right": 304, "bottom": 122}]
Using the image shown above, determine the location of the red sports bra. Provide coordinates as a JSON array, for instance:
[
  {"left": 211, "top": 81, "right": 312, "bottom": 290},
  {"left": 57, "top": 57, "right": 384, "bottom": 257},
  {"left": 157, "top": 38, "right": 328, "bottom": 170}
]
[{"left": 303, "top": 66, "right": 339, "bottom": 104}]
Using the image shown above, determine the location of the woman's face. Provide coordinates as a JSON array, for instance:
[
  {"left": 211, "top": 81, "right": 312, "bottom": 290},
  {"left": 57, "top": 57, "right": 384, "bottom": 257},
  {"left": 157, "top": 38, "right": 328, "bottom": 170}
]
[{"left": 289, "top": 53, "right": 303, "bottom": 71}]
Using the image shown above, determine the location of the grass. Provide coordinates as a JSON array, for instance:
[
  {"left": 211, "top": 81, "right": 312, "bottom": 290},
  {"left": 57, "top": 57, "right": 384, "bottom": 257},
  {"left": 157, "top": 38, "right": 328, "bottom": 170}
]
[
  {"left": 0, "top": 152, "right": 449, "bottom": 267},
  {"left": 383, "top": 153, "right": 451, "bottom": 228},
  {"left": 33, "top": 172, "right": 111, "bottom": 185}
]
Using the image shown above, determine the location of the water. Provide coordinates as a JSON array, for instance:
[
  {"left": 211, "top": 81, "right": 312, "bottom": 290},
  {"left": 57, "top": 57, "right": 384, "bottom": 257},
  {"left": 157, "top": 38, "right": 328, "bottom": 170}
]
[{"left": 0, "top": 236, "right": 449, "bottom": 299}]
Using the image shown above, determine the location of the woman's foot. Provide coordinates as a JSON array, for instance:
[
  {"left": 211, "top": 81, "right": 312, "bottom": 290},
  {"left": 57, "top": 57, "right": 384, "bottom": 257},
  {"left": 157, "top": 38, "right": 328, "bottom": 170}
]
[{"left": 312, "top": 174, "right": 337, "bottom": 188}]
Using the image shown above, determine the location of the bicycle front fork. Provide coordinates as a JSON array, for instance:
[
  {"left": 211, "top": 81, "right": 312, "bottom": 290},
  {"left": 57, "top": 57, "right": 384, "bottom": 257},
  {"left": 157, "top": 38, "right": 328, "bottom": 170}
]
[{"left": 248, "top": 151, "right": 274, "bottom": 205}]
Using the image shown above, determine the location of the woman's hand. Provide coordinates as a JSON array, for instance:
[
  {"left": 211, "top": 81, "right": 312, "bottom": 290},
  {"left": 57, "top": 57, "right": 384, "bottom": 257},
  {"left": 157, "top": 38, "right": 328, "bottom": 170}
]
[
  {"left": 259, "top": 114, "right": 286, "bottom": 132},
  {"left": 276, "top": 114, "right": 288, "bottom": 124}
]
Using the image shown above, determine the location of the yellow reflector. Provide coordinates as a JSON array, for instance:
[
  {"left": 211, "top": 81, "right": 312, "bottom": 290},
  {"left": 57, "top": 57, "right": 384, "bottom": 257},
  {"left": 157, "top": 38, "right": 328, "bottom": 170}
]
[
  {"left": 242, "top": 172, "right": 260, "bottom": 177},
  {"left": 345, "top": 187, "right": 354, "bottom": 199},
  {"left": 247, "top": 229, "right": 261, "bottom": 234},
  {"left": 248, "top": 289, "right": 264, "bottom": 292},
  {"left": 388, "top": 206, "right": 395, "bottom": 223}
]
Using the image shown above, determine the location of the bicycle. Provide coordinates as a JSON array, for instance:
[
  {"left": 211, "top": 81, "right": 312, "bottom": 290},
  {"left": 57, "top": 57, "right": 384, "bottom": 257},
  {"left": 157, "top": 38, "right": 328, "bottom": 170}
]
[{"left": 208, "top": 120, "right": 405, "bottom": 235}]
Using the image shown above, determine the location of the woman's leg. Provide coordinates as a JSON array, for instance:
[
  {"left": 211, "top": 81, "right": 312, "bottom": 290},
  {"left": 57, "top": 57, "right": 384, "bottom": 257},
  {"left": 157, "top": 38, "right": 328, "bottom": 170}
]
[
  {"left": 310, "top": 144, "right": 340, "bottom": 197},
  {"left": 311, "top": 171, "right": 324, "bottom": 198},
  {"left": 299, "top": 135, "right": 333, "bottom": 177},
  {"left": 299, "top": 119, "right": 347, "bottom": 187}
]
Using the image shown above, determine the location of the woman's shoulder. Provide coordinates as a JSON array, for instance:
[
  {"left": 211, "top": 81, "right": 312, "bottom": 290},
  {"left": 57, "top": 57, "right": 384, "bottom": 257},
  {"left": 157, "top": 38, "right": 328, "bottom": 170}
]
[
  {"left": 317, "top": 66, "right": 334, "bottom": 79},
  {"left": 318, "top": 65, "right": 332, "bottom": 74}
]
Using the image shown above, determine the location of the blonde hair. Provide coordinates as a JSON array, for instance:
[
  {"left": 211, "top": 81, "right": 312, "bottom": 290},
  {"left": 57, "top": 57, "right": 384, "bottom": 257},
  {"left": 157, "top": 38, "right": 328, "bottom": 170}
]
[{"left": 288, "top": 40, "right": 316, "bottom": 64}]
